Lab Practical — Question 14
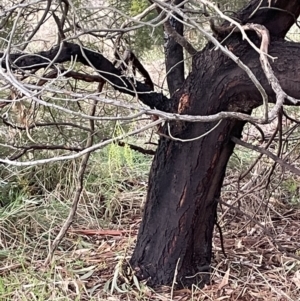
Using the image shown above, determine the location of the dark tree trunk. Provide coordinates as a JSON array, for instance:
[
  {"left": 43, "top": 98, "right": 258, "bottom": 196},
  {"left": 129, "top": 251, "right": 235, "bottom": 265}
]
[
  {"left": 163, "top": 0, "right": 185, "bottom": 95},
  {"left": 131, "top": 119, "right": 246, "bottom": 287},
  {"left": 1, "top": 0, "right": 300, "bottom": 290},
  {"left": 130, "top": 45, "right": 252, "bottom": 286},
  {"left": 130, "top": 0, "right": 300, "bottom": 288}
]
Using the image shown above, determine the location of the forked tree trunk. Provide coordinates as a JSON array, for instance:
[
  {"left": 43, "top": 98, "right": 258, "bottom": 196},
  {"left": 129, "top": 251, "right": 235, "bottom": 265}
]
[
  {"left": 130, "top": 45, "right": 253, "bottom": 286},
  {"left": 130, "top": 0, "right": 300, "bottom": 287}
]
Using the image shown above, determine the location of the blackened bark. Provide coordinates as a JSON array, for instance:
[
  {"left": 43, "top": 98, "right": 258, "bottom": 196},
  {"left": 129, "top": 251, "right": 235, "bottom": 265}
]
[
  {"left": 130, "top": 44, "right": 253, "bottom": 286},
  {"left": 0, "top": 43, "right": 169, "bottom": 111},
  {"left": 237, "top": 0, "right": 300, "bottom": 38},
  {"left": 164, "top": 0, "right": 185, "bottom": 95},
  {"left": 130, "top": 39, "right": 300, "bottom": 287},
  {"left": 130, "top": 0, "right": 300, "bottom": 287},
  {"left": 130, "top": 118, "right": 246, "bottom": 287}
]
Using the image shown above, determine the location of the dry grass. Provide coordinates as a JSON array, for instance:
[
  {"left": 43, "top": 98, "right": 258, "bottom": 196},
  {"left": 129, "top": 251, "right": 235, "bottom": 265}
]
[
  {"left": 1, "top": 141, "right": 300, "bottom": 301},
  {"left": 1, "top": 198, "right": 300, "bottom": 300},
  {"left": 1, "top": 99, "right": 300, "bottom": 301}
]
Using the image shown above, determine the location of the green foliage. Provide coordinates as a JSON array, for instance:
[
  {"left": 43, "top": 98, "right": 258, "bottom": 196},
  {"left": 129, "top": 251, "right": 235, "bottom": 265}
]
[
  {"left": 129, "top": 0, "right": 149, "bottom": 14},
  {"left": 0, "top": 179, "right": 29, "bottom": 208},
  {"left": 217, "top": 0, "right": 248, "bottom": 11},
  {"left": 111, "top": 0, "right": 163, "bottom": 55},
  {"left": 282, "top": 178, "right": 300, "bottom": 205},
  {"left": 84, "top": 141, "right": 152, "bottom": 220}
]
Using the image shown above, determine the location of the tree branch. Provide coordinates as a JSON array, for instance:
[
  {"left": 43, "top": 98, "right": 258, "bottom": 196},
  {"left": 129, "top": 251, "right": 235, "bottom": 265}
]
[
  {"left": 114, "top": 49, "right": 154, "bottom": 90},
  {"left": 162, "top": 0, "right": 186, "bottom": 95},
  {"left": 0, "top": 42, "right": 170, "bottom": 111},
  {"left": 231, "top": 136, "right": 300, "bottom": 176},
  {"left": 164, "top": 17, "right": 197, "bottom": 56},
  {"left": 117, "top": 141, "right": 155, "bottom": 155},
  {"left": 0, "top": 118, "right": 92, "bottom": 132},
  {"left": 44, "top": 81, "right": 103, "bottom": 265},
  {"left": 237, "top": 0, "right": 300, "bottom": 38}
]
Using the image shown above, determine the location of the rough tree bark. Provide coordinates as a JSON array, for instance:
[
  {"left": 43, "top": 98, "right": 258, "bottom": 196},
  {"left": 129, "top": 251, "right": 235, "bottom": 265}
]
[
  {"left": 163, "top": 0, "right": 185, "bottom": 95},
  {"left": 2, "top": 0, "right": 300, "bottom": 289},
  {"left": 130, "top": 0, "right": 300, "bottom": 287}
]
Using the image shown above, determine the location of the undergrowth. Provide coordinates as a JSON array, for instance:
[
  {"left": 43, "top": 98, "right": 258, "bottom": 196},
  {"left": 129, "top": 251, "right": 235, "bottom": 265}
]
[{"left": 1, "top": 121, "right": 300, "bottom": 301}]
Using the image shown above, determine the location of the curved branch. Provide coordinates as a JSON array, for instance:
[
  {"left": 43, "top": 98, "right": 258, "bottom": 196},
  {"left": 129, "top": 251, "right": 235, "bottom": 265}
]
[
  {"left": 36, "top": 68, "right": 108, "bottom": 86},
  {"left": 0, "top": 42, "right": 170, "bottom": 111},
  {"left": 115, "top": 49, "right": 154, "bottom": 90},
  {"left": 0, "top": 117, "right": 92, "bottom": 132},
  {"left": 238, "top": 0, "right": 300, "bottom": 38},
  {"left": 164, "top": 19, "right": 197, "bottom": 56}
]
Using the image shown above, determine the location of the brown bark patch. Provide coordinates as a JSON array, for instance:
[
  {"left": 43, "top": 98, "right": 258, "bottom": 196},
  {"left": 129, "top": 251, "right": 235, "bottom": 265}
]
[
  {"left": 178, "top": 94, "right": 190, "bottom": 113},
  {"left": 178, "top": 184, "right": 187, "bottom": 209},
  {"left": 218, "top": 80, "right": 239, "bottom": 100}
]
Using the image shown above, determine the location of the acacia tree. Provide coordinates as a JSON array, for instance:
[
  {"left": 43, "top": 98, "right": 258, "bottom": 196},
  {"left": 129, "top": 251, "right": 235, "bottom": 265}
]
[{"left": 1, "top": 0, "right": 300, "bottom": 288}]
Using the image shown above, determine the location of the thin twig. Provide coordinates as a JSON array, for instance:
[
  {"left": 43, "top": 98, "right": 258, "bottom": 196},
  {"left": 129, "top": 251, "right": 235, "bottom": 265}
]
[
  {"left": 232, "top": 136, "right": 300, "bottom": 176},
  {"left": 44, "top": 81, "right": 104, "bottom": 265}
]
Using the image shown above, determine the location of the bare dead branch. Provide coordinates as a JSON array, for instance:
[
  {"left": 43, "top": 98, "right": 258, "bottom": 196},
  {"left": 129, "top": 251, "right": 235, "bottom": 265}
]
[
  {"left": 0, "top": 119, "right": 163, "bottom": 166},
  {"left": 20, "top": 0, "right": 52, "bottom": 51},
  {"left": 117, "top": 141, "right": 155, "bottom": 156},
  {"left": 0, "top": 42, "right": 169, "bottom": 110},
  {"left": 0, "top": 118, "right": 92, "bottom": 132},
  {"left": 164, "top": 18, "right": 197, "bottom": 56},
  {"left": 10, "top": 144, "right": 83, "bottom": 152},
  {"left": 114, "top": 49, "right": 154, "bottom": 91},
  {"left": 44, "top": 80, "right": 103, "bottom": 265},
  {"left": 36, "top": 68, "right": 107, "bottom": 86},
  {"left": 231, "top": 136, "right": 300, "bottom": 176},
  {"left": 52, "top": 11, "right": 66, "bottom": 41}
]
